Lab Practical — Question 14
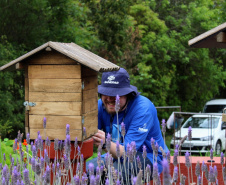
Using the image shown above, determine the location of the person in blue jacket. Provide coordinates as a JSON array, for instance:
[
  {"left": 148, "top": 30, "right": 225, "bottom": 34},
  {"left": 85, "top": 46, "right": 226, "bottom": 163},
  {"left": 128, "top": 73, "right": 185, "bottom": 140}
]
[{"left": 87, "top": 68, "right": 168, "bottom": 183}]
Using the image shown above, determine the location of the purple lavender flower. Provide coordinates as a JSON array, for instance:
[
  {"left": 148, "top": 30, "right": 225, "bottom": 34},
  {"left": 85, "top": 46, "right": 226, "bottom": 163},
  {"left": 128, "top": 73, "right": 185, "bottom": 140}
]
[
  {"left": 221, "top": 152, "right": 224, "bottom": 165},
  {"left": 88, "top": 162, "right": 94, "bottom": 176},
  {"left": 54, "top": 138, "right": 58, "bottom": 151},
  {"left": 185, "top": 151, "right": 191, "bottom": 168},
  {"left": 132, "top": 177, "right": 137, "bottom": 185},
  {"left": 81, "top": 173, "right": 88, "bottom": 185},
  {"left": 74, "top": 175, "right": 80, "bottom": 185},
  {"left": 56, "top": 162, "right": 60, "bottom": 173},
  {"left": 130, "top": 141, "right": 137, "bottom": 156},
  {"left": 64, "top": 155, "right": 69, "bottom": 171},
  {"left": 74, "top": 137, "right": 78, "bottom": 148},
  {"left": 43, "top": 117, "right": 47, "bottom": 129},
  {"left": 12, "top": 167, "right": 18, "bottom": 185},
  {"left": 210, "top": 148, "right": 213, "bottom": 160},
  {"left": 75, "top": 162, "right": 80, "bottom": 175},
  {"left": 106, "top": 133, "right": 111, "bottom": 152},
  {"left": 32, "top": 145, "right": 37, "bottom": 158},
  {"left": 23, "top": 168, "right": 30, "bottom": 185},
  {"left": 16, "top": 179, "right": 20, "bottom": 185},
  {"left": 13, "top": 139, "right": 18, "bottom": 153},
  {"left": 2, "top": 165, "right": 8, "bottom": 179},
  {"left": 153, "top": 162, "right": 158, "bottom": 182},
  {"left": 40, "top": 157, "right": 44, "bottom": 169},
  {"left": 173, "top": 149, "right": 178, "bottom": 166},
  {"left": 116, "top": 179, "right": 121, "bottom": 185},
  {"left": 45, "top": 137, "right": 50, "bottom": 147},
  {"left": 59, "top": 140, "right": 64, "bottom": 150},
  {"left": 146, "top": 164, "right": 151, "bottom": 180},
  {"left": 161, "top": 119, "right": 166, "bottom": 133},
  {"left": 209, "top": 166, "right": 215, "bottom": 182},
  {"left": 162, "top": 158, "right": 171, "bottom": 185},
  {"left": 35, "top": 162, "right": 41, "bottom": 176},
  {"left": 45, "top": 165, "right": 51, "bottom": 184},
  {"left": 44, "top": 149, "right": 49, "bottom": 164},
  {"left": 195, "top": 161, "right": 200, "bottom": 177},
  {"left": 19, "top": 143, "right": 22, "bottom": 154},
  {"left": 116, "top": 141, "right": 120, "bottom": 158},
  {"left": 121, "top": 122, "right": 125, "bottom": 136},
  {"left": 181, "top": 174, "right": 186, "bottom": 185},
  {"left": 198, "top": 175, "right": 202, "bottom": 185},
  {"left": 128, "top": 146, "right": 133, "bottom": 163},
  {"left": 83, "top": 127, "right": 87, "bottom": 138},
  {"left": 157, "top": 174, "right": 161, "bottom": 185},
  {"left": 105, "top": 178, "right": 110, "bottom": 185},
  {"left": 166, "top": 150, "right": 171, "bottom": 164},
  {"left": 26, "top": 133, "right": 30, "bottom": 145},
  {"left": 115, "top": 95, "right": 120, "bottom": 112},
  {"left": 154, "top": 142, "right": 159, "bottom": 157},
  {"left": 136, "top": 155, "right": 142, "bottom": 169},
  {"left": 31, "top": 157, "right": 36, "bottom": 172},
  {"left": 188, "top": 126, "right": 192, "bottom": 140},
  {"left": 100, "top": 165, "right": 104, "bottom": 176},
  {"left": 142, "top": 145, "right": 147, "bottom": 159},
  {"left": 66, "top": 124, "right": 70, "bottom": 135},
  {"left": 2, "top": 177, "right": 6, "bottom": 185},
  {"left": 173, "top": 166, "right": 178, "bottom": 183},
  {"left": 90, "top": 175, "right": 95, "bottom": 185},
  {"left": 201, "top": 161, "right": 205, "bottom": 172},
  {"left": 150, "top": 137, "right": 155, "bottom": 151},
  {"left": 64, "top": 134, "right": 71, "bottom": 157},
  {"left": 52, "top": 163, "right": 55, "bottom": 174},
  {"left": 77, "top": 146, "right": 81, "bottom": 156}
]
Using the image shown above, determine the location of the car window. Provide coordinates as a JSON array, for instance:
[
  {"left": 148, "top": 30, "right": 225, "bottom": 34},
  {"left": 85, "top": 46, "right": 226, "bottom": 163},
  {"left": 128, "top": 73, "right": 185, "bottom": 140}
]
[
  {"left": 183, "top": 117, "right": 220, "bottom": 128},
  {"left": 203, "top": 105, "right": 226, "bottom": 113}
]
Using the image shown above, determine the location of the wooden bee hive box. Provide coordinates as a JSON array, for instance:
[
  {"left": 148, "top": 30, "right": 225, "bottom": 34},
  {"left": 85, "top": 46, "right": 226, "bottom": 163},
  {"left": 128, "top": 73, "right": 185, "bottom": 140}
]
[{"left": 0, "top": 41, "right": 119, "bottom": 141}]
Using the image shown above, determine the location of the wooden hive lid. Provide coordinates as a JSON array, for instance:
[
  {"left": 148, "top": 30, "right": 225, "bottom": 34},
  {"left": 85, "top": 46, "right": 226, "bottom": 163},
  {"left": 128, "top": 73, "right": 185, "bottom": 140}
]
[{"left": 0, "top": 41, "right": 120, "bottom": 72}]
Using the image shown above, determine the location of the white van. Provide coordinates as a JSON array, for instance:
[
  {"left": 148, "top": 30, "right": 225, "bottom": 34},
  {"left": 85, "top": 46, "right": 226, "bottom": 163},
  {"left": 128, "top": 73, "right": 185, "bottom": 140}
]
[
  {"left": 170, "top": 114, "right": 226, "bottom": 155},
  {"left": 203, "top": 99, "right": 226, "bottom": 113}
]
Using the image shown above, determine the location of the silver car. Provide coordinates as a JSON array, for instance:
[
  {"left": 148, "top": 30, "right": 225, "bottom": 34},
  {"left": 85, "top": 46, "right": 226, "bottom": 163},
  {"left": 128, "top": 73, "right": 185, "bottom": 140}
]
[{"left": 170, "top": 114, "right": 226, "bottom": 155}]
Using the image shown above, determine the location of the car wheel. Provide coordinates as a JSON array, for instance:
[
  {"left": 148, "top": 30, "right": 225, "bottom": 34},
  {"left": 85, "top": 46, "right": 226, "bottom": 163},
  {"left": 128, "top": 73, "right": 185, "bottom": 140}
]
[{"left": 215, "top": 141, "right": 222, "bottom": 155}]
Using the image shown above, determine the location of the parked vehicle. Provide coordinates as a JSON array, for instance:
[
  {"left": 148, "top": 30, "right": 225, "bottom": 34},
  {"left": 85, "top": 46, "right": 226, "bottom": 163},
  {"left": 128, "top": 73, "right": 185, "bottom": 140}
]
[
  {"left": 203, "top": 99, "right": 226, "bottom": 113},
  {"left": 170, "top": 114, "right": 226, "bottom": 155}
]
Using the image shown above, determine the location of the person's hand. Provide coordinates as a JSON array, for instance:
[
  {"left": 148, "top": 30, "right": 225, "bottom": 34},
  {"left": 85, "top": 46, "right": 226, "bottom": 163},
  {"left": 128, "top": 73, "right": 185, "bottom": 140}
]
[{"left": 93, "top": 129, "right": 105, "bottom": 147}]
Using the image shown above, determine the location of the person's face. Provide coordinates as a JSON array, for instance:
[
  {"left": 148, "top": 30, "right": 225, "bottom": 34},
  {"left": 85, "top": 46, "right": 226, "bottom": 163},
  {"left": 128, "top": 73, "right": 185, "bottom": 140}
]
[{"left": 101, "top": 95, "right": 127, "bottom": 114}]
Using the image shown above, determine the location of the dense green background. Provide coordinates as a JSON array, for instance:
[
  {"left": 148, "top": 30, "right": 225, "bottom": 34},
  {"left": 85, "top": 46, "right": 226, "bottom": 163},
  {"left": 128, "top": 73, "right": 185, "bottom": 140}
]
[{"left": 1, "top": 0, "right": 226, "bottom": 139}]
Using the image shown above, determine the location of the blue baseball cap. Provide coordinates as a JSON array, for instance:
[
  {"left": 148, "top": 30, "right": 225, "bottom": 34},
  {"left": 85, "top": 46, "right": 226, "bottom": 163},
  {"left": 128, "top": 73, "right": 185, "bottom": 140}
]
[{"left": 98, "top": 68, "right": 138, "bottom": 97}]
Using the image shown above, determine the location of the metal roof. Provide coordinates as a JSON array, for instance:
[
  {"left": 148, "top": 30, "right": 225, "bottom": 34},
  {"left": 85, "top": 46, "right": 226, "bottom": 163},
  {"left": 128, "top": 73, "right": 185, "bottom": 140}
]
[
  {"left": 188, "top": 22, "right": 226, "bottom": 48},
  {"left": 0, "top": 41, "right": 120, "bottom": 72}
]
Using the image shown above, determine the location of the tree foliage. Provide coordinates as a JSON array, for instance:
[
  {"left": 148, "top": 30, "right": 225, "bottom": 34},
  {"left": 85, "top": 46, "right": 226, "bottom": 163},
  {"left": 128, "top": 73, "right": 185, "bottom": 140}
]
[{"left": 1, "top": 0, "right": 226, "bottom": 138}]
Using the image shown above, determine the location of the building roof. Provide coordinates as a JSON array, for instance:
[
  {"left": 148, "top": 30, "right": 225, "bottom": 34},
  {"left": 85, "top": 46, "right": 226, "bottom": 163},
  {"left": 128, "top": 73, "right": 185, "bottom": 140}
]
[
  {"left": 188, "top": 22, "right": 226, "bottom": 48},
  {"left": 0, "top": 41, "right": 120, "bottom": 72}
]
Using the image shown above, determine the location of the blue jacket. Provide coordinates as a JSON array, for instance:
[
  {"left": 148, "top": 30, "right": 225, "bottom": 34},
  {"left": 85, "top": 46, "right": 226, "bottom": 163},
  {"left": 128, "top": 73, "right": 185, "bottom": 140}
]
[{"left": 98, "top": 95, "right": 169, "bottom": 173}]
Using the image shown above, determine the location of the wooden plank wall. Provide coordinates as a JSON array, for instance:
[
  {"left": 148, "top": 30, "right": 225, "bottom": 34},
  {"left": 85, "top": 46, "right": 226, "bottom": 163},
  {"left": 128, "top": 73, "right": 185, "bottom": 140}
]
[
  {"left": 81, "top": 67, "right": 98, "bottom": 139},
  {"left": 27, "top": 51, "right": 83, "bottom": 140}
]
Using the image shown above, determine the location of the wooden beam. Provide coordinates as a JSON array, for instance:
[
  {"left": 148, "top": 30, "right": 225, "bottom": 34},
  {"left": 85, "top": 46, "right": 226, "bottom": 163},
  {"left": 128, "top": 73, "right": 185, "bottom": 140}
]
[
  {"left": 188, "top": 22, "right": 226, "bottom": 46},
  {"left": 15, "top": 62, "right": 26, "bottom": 70},
  {"left": 217, "top": 32, "right": 226, "bottom": 43}
]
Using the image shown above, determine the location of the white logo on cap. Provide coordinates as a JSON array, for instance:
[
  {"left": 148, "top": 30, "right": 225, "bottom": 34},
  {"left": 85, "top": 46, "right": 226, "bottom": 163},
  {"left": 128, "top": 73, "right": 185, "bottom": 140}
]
[
  {"left": 108, "top": 75, "right": 115, "bottom": 81},
  {"left": 104, "top": 75, "right": 119, "bottom": 84}
]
